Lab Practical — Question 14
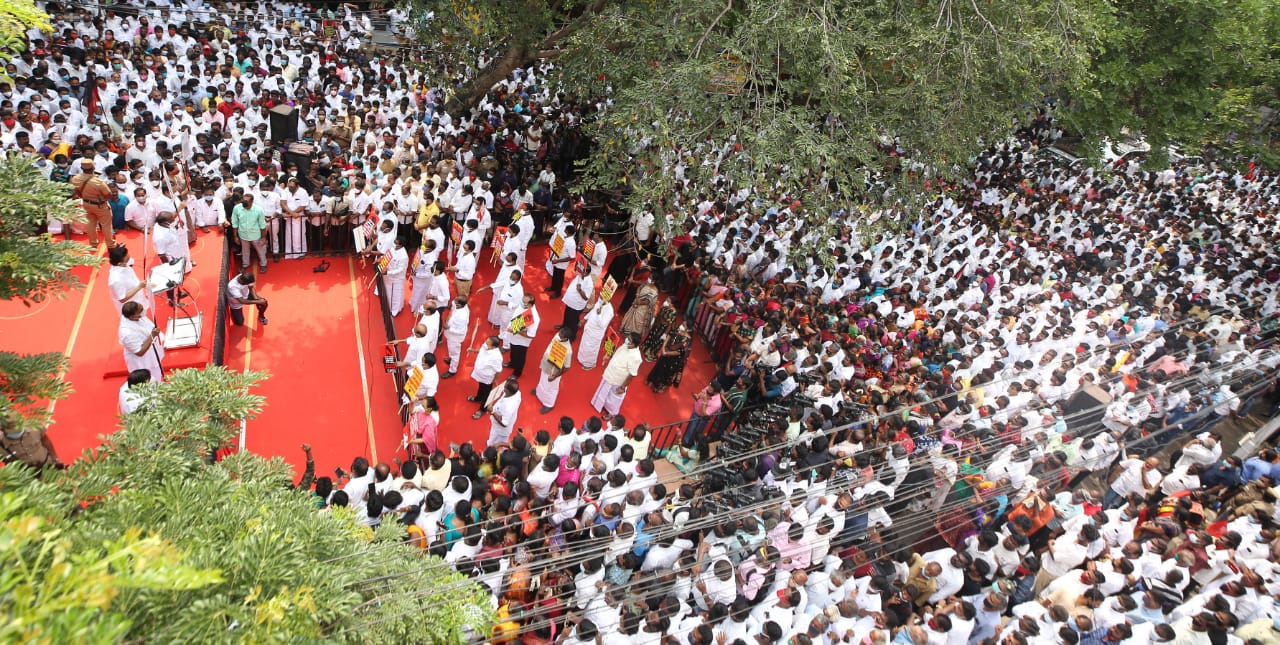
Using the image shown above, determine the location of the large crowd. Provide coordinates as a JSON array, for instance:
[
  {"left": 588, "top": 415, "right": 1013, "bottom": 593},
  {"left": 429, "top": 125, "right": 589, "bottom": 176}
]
[{"left": 17, "top": 0, "right": 1280, "bottom": 643}]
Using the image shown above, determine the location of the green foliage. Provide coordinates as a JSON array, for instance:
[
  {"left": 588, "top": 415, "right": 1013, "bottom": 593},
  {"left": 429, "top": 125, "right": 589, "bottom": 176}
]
[
  {"left": 0, "top": 483, "right": 224, "bottom": 645},
  {"left": 1059, "top": 0, "right": 1280, "bottom": 160},
  {"left": 0, "top": 351, "right": 71, "bottom": 434},
  {"left": 0, "top": 0, "right": 50, "bottom": 65},
  {"left": 0, "top": 367, "right": 493, "bottom": 644},
  {"left": 408, "top": 0, "right": 1280, "bottom": 227},
  {"left": 0, "top": 156, "right": 95, "bottom": 304}
]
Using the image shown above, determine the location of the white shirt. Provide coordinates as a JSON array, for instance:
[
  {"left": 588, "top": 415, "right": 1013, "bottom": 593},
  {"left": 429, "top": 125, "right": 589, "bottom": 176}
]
[
  {"left": 444, "top": 305, "right": 470, "bottom": 337},
  {"left": 454, "top": 251, "right": 477, "bottom": 280},
  {"left": 470, "top": 345, "right": 504, "bottom": 384},
  {"left": 118, "top": 315, "right": 160, "bottom": 358},
  {"left": 108, "top": 264, "right": 149, "bottom": 314},
  {"left": 505, "top": 304, "right": 540, "bottom": 347},
  {"left": 563, "top": 273, "right": 595, "bottom": 310},
  {"left": 118, "top": 383, "right": 146, "bottom": 414},
  {"left": 603, "top": 345, "right": 643, "bottom": 386}
]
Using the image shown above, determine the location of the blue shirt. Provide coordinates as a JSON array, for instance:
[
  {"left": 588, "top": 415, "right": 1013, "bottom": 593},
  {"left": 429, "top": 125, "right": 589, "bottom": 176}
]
[
  {"left": 109, "top": 193, "right": 130, "bottom": 230},
  {"left": 1199, "top": 461, "right": 1242, "bottom": 489},
  {"left": 1242, "top": 456, "right": 1273, "bottom": 482}
]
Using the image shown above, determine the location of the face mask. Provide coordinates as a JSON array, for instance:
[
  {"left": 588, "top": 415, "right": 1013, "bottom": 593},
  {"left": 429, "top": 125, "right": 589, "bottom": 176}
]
[
  {"left": 4, "top": 430, "right": 23, "bottom": 439},
  {"left": 127, "top": 258, "right": 135, "bottom": 267},
  {"left": 203, "top": 195, "right": 213, "bottom": 202}
]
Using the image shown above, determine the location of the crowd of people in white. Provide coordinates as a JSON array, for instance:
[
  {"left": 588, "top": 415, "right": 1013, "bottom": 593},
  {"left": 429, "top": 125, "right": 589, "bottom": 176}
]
[{"left": 15, "top": 0, "right": 1280, "bottom": 644}]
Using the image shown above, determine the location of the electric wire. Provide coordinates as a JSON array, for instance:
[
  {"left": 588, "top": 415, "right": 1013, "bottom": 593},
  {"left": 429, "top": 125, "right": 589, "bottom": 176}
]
[
  {"left": 320, "top": 306, "right": 1279, "bottom": 587},
  {"left": 329, "top": 341, "right": 1280, "bottom": 634},
  {"left": 318, "top": 298, "right": 1275, "bottom": 567}
]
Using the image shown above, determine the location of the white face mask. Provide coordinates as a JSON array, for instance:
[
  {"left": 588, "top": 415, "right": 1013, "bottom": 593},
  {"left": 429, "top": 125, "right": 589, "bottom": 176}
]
[{"left": 127, "top": 258, "right": 135, "bottom": 267}]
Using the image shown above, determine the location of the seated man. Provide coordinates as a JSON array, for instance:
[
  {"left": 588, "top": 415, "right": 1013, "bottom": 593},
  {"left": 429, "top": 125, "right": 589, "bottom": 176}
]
[{"left": 227, "top": 267, "right": 269, "bottom": 326}]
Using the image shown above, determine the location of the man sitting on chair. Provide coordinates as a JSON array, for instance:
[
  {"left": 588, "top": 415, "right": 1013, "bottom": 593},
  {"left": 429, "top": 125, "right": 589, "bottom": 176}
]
[{"left": 227, "top": 267, "right": 269, "bottom": 326}]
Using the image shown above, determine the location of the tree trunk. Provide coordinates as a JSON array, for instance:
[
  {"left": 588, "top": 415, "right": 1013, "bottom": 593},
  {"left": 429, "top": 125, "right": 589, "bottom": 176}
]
[{"left": 445, "top": 45, "right": 533, "bottom": 114}]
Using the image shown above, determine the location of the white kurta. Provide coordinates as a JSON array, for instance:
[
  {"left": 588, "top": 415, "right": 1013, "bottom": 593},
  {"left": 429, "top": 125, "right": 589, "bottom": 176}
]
[
  {"left": 108, "top": 265, "right": 149, "bottom": 315},
  {"left": 385, "top": 247, "right": 409, "bottom": 316},
  {"left": 578, "top": 301, "right": 614, "bottom": 369},
  {"left": 409, "top": 251, "right": 433, "bottom": 315},
  {"left": 118, "top": 316, "right": 164, "bottom": 382},
  {"left": 486, "top": 389, "right": 521, "bottom": 447},
  {"left": 535, "top": 340, "right": 573, "bottom": 408},
  {"left": 152, "top": 224, "right": 190, "bottom": 273},
  {"left": 488, "top": 279, "right": 524, "bottom": 327},
  {"left": 443, "top": 305, "right": 470, "bottom": 374}
]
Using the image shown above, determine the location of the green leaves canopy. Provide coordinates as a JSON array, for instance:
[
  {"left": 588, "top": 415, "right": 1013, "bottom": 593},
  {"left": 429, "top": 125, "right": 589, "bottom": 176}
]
[
  {"left": 409, "top": 0, "right": 1280, "bottom": 223},
  {"left": 1, "top": 367, "right": 492, "bottom": 644}
]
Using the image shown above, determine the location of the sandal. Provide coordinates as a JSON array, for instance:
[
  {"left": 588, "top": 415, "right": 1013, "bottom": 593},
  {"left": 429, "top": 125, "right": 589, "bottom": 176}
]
[
  {"left": 313, "top": 259, "right": 331, "bottom": 273},
  {"left": 472, "top": 411, "right": 485, "bottom": 420}
]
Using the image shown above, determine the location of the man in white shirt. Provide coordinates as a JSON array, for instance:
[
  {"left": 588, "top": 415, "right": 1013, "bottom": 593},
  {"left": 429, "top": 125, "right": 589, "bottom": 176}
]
[
  {"left": 117, "top": 301, "right": 164, "bottom": 383},
  {"left": 226, "top": 268, "right": 270, "bottom": 327},
  {"left": 107, "top": 246, "right": 149, "bottom": 316},
  {"left": 255, "top": 177, "right": 283, "bottom": 254},
  {"left": 153, "top": 212, "right": 191, "bottom": 275},
  {"left": 393, "top": 323, "right": 436, "bottom": 369},
  {"left": 545, "top": 221, "right": 576, "bottom": 296},
  {"left": 560, "top": 265, "right": 595, "bottom": 338},
  {"left": 502, "top": 293, "right": 540, "bottom": 379},
  {"left": 591, "top": 332, "right": 643, "bottom": 420},
  {"left": 482, "top": 377, "right": 521, "bottom": 447},
  {"left": 447, "top": 239, "right": 478, "bottom": 297},
  {"left": 124, "top": 186, "right": 159, "bottom": 231},
  {"left": 382, "top": 237, "right": 410, "bottom": 317},
  {"left": 534, "top": 328, "right": 574, "bottom": 414},
  {"left": 468, "top": 336, "right": 505, "bottom": 416},
  {"left": 441, "top": 296, "right": 470, "bottom": 378},
  {"left": 188, "top": 188, "right": 225, "bottom": 230},
  {"left": 118, "top": 369, "right": 151, "bottom": 415}
]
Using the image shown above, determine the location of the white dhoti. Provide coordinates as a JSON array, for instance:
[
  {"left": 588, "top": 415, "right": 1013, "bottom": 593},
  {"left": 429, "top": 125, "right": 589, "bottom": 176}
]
[
  {"left": 591, "top": 379, "right": 626, "bottom": 415},
  {"left": 284, "top": 216, "right": 306, "bottom": 258},
  {"left": 579, "top": 324, "right": 606, "bottom": 369},
  {"left": 487, "top": 299, "right": 508, "bottom": 327},
  {"left": 386, "top": 273, "right": 406, "bottom": 316},
  {"left": 488, "top": 418, "right": 513, "bottom": 447},
  {"left": 444, "top": 332, "right": 466, "bottom": 374},
  {"left": 409, "top": 275, "right": 431, "bottom": 315},
  {"left": 536, "top": 371, "right": 561, "bottom": 408},
  {"left": 268, "top": 216, "right": 282, "bottom": 253}
]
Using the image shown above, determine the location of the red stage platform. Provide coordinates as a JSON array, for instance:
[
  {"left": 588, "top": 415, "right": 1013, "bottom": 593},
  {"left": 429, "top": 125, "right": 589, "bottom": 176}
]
[{"left": 0, "top": 227, "right": 714, "bottom": 478}]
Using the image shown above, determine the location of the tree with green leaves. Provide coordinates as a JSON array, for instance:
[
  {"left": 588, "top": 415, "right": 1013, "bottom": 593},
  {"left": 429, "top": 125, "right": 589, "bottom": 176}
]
[
  {"left": 1, "top": 366, "right": 493, "bottom": 643},
  {"left": 1060, "top": 0, "right": 1280, "bottom": 166},
  {"left": 0, "top": 156, "right": 98, "bottom": 436},
  {"left": 416, "top": 0, "right": 1099, "bottom": 227},
  {"left": 411, "top": 0, "right": 1280, "bottom": 234}
]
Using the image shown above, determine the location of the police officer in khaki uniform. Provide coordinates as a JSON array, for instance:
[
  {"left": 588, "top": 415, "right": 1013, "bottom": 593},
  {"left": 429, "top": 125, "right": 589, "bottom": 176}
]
[
  {"left": 0, "top": 419, "right": 63, "bottom": 472},
  {"left": 69, "top": 158, "right": 117, "bottom": 247}
]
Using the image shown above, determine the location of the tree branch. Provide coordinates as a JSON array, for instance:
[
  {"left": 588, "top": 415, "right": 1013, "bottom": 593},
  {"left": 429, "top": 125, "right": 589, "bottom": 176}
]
[{"left": 693, "top": 0, "right": 734, "bottom": 59}]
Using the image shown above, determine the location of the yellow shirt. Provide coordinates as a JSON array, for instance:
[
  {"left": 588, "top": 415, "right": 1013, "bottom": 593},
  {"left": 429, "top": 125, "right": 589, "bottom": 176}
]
[{"left": 416, "top": 200, "right": 440, "bottom": 234}]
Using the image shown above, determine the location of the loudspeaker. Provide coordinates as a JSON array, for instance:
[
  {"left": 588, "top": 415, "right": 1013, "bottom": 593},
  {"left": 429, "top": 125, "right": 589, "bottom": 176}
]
[
  {"left": 1062, "top": 384, "right": 1112, "bottom": 435},
  {"left": 282, "top": 150, "right": 313, "bottom": 191},
  {"left": 268, "top": 104, "right": 298, "bottom": 144}
]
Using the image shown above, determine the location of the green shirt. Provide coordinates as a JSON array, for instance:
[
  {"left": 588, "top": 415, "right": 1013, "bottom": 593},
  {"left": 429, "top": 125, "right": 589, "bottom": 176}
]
[{"left": 231, "top": 204, "right": 266, "bottom": 241}]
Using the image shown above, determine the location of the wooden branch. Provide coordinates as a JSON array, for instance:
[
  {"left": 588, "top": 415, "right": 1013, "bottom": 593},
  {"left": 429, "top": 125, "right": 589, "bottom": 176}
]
[{"left": 693, "top": 0, "right": 734, "bottom": 59}]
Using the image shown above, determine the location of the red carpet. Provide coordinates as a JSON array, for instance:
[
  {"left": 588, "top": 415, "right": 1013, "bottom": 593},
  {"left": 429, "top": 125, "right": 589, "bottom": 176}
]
[
  {"left": 392, "top": 242, "right": 716, "bottom": 457},
  {"left": 1, "top": 227, "right": 714, "bottom": 479},
  {"left": 221, "top": 255, "right": 404, "bottom": 477},
  {"left": 0, "top": 228, "right": 221, "bottom": 462}
]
